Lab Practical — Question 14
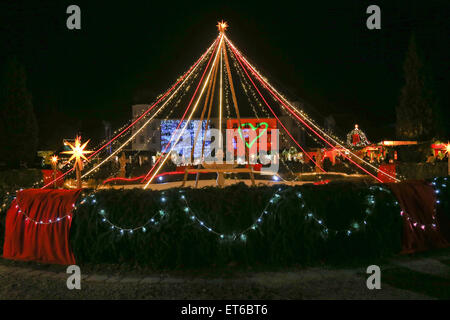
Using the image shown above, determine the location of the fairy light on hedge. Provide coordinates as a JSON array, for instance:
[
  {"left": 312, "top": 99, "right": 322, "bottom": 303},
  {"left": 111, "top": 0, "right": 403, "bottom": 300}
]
[
  {"left": 179, "top": 187, "right": 284, "bottom": 241},
  {"left": 93, "top": 193, "right": 168, "bottom": 235},
  {"left": 7, "top": 178, "right": 447, "bottom": 241}
]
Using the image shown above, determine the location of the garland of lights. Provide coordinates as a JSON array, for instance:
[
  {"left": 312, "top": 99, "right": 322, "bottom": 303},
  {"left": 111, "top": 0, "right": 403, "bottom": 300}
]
[
  {"left": 346, "top": 126, "right": 370, "bottom": 148},
  {"left": 14, "top": 199, "right": 73, "bottom": 225},
  {"left": 96, "top": 193, "right": 168, "bottom": 235},
  {"left": 178, "top": 188, "right": 282, "bottom": 241},
  {"left": 2, "top": 179, "right": 447, "bottom": 242}
]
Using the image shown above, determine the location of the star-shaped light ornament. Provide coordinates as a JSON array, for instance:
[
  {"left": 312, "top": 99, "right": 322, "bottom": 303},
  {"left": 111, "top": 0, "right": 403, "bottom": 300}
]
[
  {"left": 62, "top": 136, "right": 93, "bottom": 171},
  {"left": 50, "top": 155, "right": 59, "bottom": 166},
  {"left": 217, "top": 20, "right": 228, "bottom": 33}
]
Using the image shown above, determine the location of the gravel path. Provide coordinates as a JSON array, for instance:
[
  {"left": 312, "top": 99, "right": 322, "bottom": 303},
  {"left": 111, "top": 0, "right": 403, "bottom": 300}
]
[{"left": 2, "top": 250, "right": 450, "bottom": 299}]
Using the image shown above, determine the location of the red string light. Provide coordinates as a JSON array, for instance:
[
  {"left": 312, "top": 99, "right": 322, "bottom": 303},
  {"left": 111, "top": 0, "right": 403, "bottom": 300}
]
[
  {"left": 226, "top": 41, "right": 326, "bottom": 172},
  {"left": 41, "top": 37, "right": 219, "bottom": 189},
  {"left": 227, "top": 38, "right": 383, "bottom": 183},
  {"left": 142, "top": 36, "right": 222, "bottom": 182}
]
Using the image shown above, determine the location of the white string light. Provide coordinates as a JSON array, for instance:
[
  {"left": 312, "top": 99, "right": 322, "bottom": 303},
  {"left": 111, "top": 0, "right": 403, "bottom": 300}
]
[{"left": 225, "top": 36, "right": 402, "bottom": 182}]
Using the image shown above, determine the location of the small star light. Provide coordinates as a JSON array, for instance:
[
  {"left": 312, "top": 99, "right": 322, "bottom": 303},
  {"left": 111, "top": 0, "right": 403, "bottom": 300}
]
[
  {"left": 62, "top": 136, "right": 93, "bottom": 171},
  {"left": 217, "top": 20, "right": 228, "bottom": 33},
  {"left": 50, "top": 155, "right": 59, "bottom": 188},
  {"left": 62, "top": 136, "right": 93, "bottom": 188},
  {"left": 51, "top": 155, "right": 59, "bottom": 166}
]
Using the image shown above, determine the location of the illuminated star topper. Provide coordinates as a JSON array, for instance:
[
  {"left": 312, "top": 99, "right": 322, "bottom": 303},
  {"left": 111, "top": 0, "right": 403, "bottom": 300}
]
[
  {"left": 61, "top": 136, "right": 93, "bottom": 170},
  {"left": 217, "top": 20, "right": 228, "bottom": 33}
]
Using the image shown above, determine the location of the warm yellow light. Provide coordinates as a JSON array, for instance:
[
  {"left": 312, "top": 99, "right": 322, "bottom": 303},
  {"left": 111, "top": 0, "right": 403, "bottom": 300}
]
[
  {"left": 223, "top": 36, "right": 401, "bottom": 182},
  {"left": 143, "top": 35, "right": 225, "bottom": 189},
  {"left": 446, "top": 143, "right": 450, "bottom": 154},
  {"left": 217, "top": 20, "right": 228, "bottom": 33},
  {"left": 51, "top": 155, "right": 58, "bottom": 164},
  {"left": 61, "top": 136, "right": 93, "bottom": 170}
]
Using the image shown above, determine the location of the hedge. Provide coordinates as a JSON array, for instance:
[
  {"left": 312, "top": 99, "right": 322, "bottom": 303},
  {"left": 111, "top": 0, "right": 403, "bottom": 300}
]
[
  {"left": 70, "top": 182, "right": 403, "bottom": 268},
  {"left": 397, "top": 162, "right": 447, "bottom": 180},
  {"left": 0, "top": 169, "right": 42, "bottom": 191},
  {"left": 2, "top": 178, "right": 447, "bottom": 268}
]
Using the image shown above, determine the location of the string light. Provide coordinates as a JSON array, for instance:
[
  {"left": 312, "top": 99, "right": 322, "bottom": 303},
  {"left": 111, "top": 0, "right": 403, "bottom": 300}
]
[
  {"left": 143, "top": 35, "right": 224, "bottom": 188},
  {"left": 226, "top": 36, "right": 401, "bottom": 183},
  {"left": 40, "top": 38, "right": 219, "bottom": 189},
  {"left": 4, "top": 178, "right": 446, "bottom": 242}
]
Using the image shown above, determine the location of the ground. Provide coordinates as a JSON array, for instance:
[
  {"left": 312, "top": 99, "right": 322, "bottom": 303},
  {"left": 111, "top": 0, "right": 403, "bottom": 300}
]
[{"left": 1, "top": 248, "right": 450, "bottom": 299}]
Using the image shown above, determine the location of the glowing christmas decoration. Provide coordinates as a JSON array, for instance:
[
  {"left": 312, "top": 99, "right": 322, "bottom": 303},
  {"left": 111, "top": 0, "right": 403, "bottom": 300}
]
[
  {"left": 346, "top": 124, "right": 370, "bottom": 147},
  {"left": 217, "top": 20, "right": 228, "bottom": 33},
  {"left": 225, "top": 36, "right": 397, "bottom": 182},
  {"left": 237, "top": 122, "right": 269, "bottom": 148},
  {"left": 51, "top": 155, "right": 59, "bottom": 165},
  {"left": 50, "top": 155, "right": 59, "bottom": 188},
  {"left": 23, "top": 23, "right": 408, "bottom": 191},
  {"left": 61, "top": 136, "right": 93, "bottom": 189},
  {"left": 41, "top": 39, "right": 217, "bottom": 189},
  {"left": 143, "top": 35, "right": 224, "bottom": 189}
]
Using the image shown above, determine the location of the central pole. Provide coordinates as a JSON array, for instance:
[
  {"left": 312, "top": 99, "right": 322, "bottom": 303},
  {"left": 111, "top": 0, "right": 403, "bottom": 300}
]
[{"left": 76, "top": 164, "right": 81, "bottom": 189}]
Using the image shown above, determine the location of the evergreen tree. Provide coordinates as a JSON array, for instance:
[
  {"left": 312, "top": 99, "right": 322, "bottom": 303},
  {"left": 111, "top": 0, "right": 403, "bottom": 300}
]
[
  {"left": 0, "top": 57, "right": 38, "bottom": 168},
  {"left": 396, "top": 34, "right": 440, "bottom": 140}
]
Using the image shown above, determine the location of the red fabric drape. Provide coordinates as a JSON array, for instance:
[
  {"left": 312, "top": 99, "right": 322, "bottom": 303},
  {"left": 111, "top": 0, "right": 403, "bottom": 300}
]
[
  {"left": 387, "top": 181, "right": 449, "bottom": 254},
  {"left": 3, "top": 189, "right": 82, "bottom": 265}
]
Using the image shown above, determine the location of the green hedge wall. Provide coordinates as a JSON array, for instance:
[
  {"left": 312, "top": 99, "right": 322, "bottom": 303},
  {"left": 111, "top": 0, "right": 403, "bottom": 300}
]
[
  {"left": 0, "top": 169, "right": 42, "bottom": 191},
  {"left": 397, "top": 162, "right": 447, "bottom": 180},
  {"left": 70, "top": 182, "right": 403, "bottom": 268}
]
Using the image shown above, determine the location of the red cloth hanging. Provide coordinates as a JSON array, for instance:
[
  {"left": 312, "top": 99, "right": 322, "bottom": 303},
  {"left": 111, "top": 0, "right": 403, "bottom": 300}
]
[
  {"left": 387, "top": 181, "right": 449, "bottom": 254},
  {"left": 3, "top": 189, "right": 82, "bottom": 265}
]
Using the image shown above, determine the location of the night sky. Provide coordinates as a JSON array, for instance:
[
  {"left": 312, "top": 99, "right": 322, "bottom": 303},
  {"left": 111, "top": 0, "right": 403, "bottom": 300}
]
[{"left": 0, "top": 0, "right": 449, "bottom": 147}]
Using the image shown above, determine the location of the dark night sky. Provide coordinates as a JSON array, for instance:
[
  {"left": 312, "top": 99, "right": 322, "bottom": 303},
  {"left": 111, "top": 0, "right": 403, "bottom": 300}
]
[{"left": 0, "top": 0, "right": 449, "bottom": 147}]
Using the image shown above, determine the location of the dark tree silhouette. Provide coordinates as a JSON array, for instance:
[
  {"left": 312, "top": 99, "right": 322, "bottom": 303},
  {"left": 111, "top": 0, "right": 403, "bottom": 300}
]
[
  {"left": 396, "top": 35, "right": 441, "bottom": 140},
  {"left": 0, "top": 57, "right": 38, "bottom": 168}
]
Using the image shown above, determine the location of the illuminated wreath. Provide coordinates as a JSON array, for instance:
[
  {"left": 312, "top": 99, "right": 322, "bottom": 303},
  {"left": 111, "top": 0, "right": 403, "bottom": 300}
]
[{"left": 346, "top": 124, "right": 370, "bottom": 148}]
